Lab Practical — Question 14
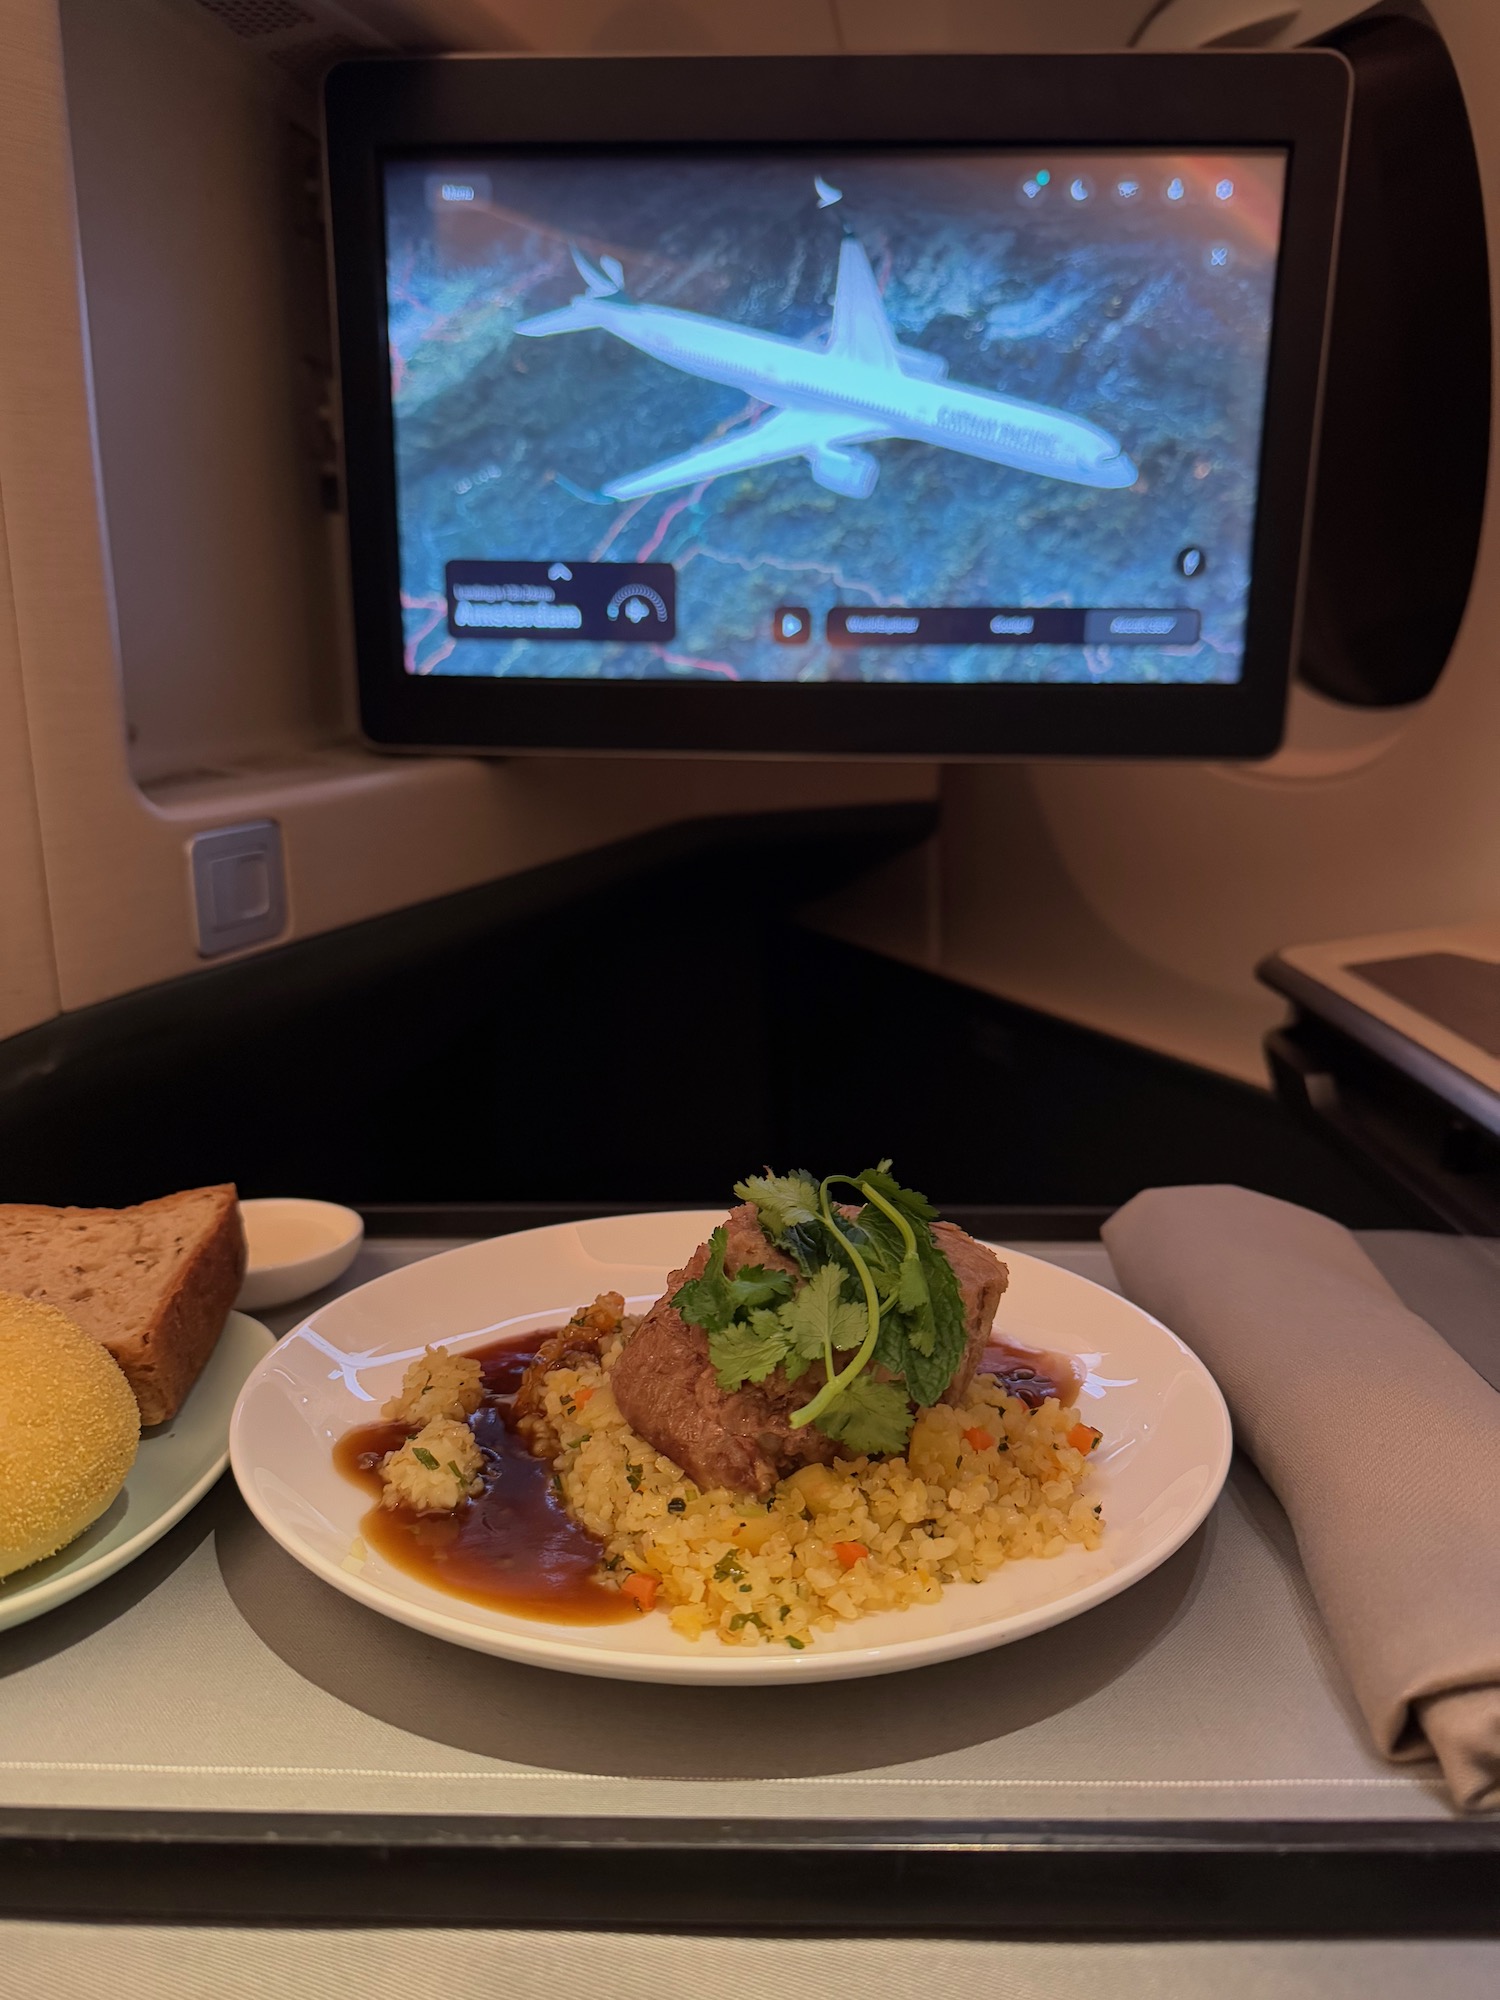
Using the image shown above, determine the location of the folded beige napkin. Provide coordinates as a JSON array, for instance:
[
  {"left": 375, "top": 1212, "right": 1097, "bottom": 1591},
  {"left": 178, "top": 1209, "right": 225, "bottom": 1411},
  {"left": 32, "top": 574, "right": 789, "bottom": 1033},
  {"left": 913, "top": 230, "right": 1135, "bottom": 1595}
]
[{"left": 1103, "top": 1184, "right": 1500, "bottom": 1813}]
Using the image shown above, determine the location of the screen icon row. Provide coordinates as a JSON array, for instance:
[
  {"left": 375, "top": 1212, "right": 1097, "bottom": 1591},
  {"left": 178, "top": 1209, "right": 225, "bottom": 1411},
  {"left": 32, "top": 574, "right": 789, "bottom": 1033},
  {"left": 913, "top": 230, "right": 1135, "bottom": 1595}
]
[{"left": 1018, "top": 172, "right": 1237, "bottom": 207}]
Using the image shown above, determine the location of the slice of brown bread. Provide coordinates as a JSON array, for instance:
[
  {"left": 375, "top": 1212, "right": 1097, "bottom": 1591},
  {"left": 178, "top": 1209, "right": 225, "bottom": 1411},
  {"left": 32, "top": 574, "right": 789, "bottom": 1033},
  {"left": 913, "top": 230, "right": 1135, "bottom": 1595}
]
[{"left": 0, "top": 1187, "right": 247, "bottom": 1426}]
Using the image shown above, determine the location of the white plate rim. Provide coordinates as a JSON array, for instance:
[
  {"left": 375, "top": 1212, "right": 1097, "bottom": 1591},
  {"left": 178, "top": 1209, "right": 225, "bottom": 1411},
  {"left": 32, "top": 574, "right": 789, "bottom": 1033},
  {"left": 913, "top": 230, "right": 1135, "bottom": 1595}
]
[
  {"left": 0, "top": 1311, "right": 277, "bottom": 1633},
  {"left": 229, "top": 1214, "right": 1233, "bottom": 1685}
]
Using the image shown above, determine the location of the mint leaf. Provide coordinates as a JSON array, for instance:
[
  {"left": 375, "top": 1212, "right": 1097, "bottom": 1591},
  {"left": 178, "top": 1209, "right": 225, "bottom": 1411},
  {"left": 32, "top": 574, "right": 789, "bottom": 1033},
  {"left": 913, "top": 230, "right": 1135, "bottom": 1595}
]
[
  {"left": 707, "top": 1315, "right": 793, "bottom": 1392},
  {"left": 871, "top": 1309, "right": 910, "bottom": 1378},
  {"left": 844, "top": 1204, "right": 905, "bottom": 1290},
  {"left": 814, "top": 1376, "right": 914, "bottom": 1456},
  {"left": 852, "top": 1162, "right": 939, "bottom": 1226},
  {"left": 897, "top": 1250, "right": 930, "bottom": 1318},
  {"left": 843, "top": 1170, "right": 966, "bottom": 1404},
  {"left": 778, "top": 1263, "right": 866, "bottom": 1364},
  {"left": 899, "top": 1229, "right": 968, "bottom": 1405}
]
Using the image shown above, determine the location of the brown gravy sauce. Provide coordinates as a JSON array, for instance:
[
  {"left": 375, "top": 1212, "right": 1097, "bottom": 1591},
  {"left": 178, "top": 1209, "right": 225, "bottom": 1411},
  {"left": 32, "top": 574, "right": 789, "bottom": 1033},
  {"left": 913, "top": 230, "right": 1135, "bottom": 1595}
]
[
  {"left": 981, "top": 1338, "right": 1085, "bottom": 1409},
  {"left": 334, "top": 1332, "right": 635, "bottom": 1625}
]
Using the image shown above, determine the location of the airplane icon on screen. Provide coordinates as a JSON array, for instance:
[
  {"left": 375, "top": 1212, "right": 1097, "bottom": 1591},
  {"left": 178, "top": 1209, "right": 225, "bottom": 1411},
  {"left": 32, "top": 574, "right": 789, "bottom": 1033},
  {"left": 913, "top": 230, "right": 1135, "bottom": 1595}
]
[{"left": 514, "top": 221, "right": 1136, "bottom": 502}]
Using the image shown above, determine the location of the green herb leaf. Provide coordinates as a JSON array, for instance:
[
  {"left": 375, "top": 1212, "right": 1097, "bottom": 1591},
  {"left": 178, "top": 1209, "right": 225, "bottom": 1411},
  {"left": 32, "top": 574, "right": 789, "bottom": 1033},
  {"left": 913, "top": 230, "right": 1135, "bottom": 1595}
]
[
  {"left": 728, "top": 1262, "right": 798, "bottom": 1313},
  {"left": 898, "top": 1227, "right": 968, "bottom": 1406},
  {"left": 734, "top": 1171, "right": 822, "bottom": 1241},
  {"left": 713, "top": 1551, "right": 745, "bottom": 1582},
  {"left": 411, "top": 1446, "right": 439, "bottom": 1471},
  {"left": 707, "top": 1313, "right": 794, "bottom": 1392},
  {"left": 851, "top": 1161, "right": 939, "bottom": 1226},
  {"left": 674, "top": 1225, "right": 795, "bottom": 1335},
  {"left": 737, "top": 1168, "right": 852, "bottom": 1278},
  {"left": 625, "top": 1463, "right": 643, "bottom": 1491},
  {"left": 728, "top": 1163, "right": 973, "bottom": 1430},
  {"left": 778, "top": 1262, "right": 867, "bottom": 1364},
  {"left": 897, "top": 1251, "right": 930, "bottom": 1318},
  {"left": 813, "top": 1375, "right": 915, "bottom": 1457}
]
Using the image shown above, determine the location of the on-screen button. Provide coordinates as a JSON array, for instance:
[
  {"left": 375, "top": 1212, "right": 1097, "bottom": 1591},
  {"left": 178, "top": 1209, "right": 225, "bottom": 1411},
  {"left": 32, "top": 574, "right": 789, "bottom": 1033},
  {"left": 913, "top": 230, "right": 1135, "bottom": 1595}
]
[{"left": 1082, "top": 609, "right": 1201, "bottom": 645}]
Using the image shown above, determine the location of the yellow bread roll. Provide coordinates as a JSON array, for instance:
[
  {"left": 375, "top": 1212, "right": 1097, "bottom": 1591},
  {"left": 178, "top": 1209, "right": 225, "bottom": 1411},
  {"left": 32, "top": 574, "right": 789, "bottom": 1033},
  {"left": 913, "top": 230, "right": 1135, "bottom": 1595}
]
[{"left": 0, "top": 1292, "right": 140, "bottom": 1580}]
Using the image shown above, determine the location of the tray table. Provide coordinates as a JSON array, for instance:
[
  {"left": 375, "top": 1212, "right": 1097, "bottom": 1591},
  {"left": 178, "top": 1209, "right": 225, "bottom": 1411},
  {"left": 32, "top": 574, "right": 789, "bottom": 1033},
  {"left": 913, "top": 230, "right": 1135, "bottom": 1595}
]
[{"left": 4, "top": 1212, "right": 1498, "bottom": 1938}]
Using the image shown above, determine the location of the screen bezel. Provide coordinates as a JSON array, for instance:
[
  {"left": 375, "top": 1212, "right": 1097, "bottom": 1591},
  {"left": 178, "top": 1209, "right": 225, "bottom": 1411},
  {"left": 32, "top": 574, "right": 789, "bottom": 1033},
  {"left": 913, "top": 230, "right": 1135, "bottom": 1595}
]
[{"left": 325, "top": 52, "right": 1349, "bottom": 759}]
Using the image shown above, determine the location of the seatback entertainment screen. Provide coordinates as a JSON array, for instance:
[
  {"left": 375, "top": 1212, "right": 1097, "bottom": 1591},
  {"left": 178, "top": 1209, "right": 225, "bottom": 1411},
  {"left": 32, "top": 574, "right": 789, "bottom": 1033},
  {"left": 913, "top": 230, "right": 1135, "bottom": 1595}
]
[{"left": 385, "top": 149, "right": 1286, "bottom": 688}]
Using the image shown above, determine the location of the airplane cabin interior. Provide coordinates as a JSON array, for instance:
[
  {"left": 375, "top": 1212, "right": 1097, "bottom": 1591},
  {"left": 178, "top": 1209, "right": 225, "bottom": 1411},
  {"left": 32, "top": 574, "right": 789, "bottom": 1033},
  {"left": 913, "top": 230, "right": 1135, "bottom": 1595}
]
[{"left": 1, "top": 0, "right": 1499, "bottom": 1990}]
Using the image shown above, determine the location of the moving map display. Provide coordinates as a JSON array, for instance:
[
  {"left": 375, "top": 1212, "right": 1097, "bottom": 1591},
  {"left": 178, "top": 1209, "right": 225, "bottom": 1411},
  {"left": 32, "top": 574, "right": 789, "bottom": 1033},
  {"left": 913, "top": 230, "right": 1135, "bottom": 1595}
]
[{"left": 384, "top": 149, "right": 1286, "bottom": 685}]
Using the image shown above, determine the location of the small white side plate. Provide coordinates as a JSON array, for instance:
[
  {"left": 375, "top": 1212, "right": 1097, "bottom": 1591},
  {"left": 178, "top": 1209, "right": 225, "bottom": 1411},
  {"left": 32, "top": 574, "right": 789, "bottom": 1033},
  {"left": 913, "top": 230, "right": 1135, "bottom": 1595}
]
[
  {"left": 230, "top": 1213, "right": 1233, "bottom": 1686},
  {"left": 0, "top": 1311, "right": 276, "bottom": 1634}
]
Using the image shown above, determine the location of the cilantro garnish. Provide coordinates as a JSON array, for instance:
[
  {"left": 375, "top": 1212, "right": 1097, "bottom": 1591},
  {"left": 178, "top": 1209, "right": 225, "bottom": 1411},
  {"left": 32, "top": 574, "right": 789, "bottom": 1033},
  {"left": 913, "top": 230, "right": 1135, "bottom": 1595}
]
[
  {"left": 733, "top": 1160, "right": 971, "bottom": 1445},
  {"left": 707, "top": 1312, "right": 796, "bottom": 1393},
  {"left": 780, "top": 1262, "right": 867, "bottom": 1366},
  {"left": 674, "top": 1225, "right": 795, "bottom": 1337},
  {"left": 706, "top": 1265, "right": 864, "bottom": 1393},
  {"left": 733, "top": 1171, "right": 821, "bottom": 1240},
  {"left": 812, "top": 1374, "right": 915, "bottom": 1457},
  {"left": 625, "top": 1463, "right": 643, "bottom": 1492},
  {"left": 673, "top": 1161, "right": 972, "bottom": 1461}
]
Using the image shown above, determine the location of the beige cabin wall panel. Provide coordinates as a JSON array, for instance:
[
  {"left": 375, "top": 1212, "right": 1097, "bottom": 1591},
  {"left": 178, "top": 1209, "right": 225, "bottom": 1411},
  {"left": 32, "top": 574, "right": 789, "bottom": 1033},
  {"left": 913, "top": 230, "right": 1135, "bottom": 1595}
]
[
  {"left": 0, "top": 505, "right": 58, "bottom": 1043},
  {"left": 1, "top": 0, "right": 933, "bottom": 1022},
  {"left": 153, "top": 754, "right": 940, "bottom": 960},
  {"left": 928, "top": 0, "right": 1500, "bottom": 1080},
  {"left": 57, "top": 0, "right": 349, "bottom": 787},
  {"left": 0, "top": 0, "right": 196, "bottom": 1020}
]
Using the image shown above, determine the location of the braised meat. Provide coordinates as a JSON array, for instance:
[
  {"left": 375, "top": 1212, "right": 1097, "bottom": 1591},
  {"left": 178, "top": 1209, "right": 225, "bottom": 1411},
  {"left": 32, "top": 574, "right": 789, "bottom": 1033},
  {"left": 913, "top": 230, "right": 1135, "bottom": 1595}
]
[
  {"left": 610, "top": 1204, "right": 1008, "bottom": 1497},
  {"left": 608, "top": 1213, "right": 835, "bottom": 1497},
  {"left": 932, "top": 1219, "right": 1010, "bottom": 1404}
]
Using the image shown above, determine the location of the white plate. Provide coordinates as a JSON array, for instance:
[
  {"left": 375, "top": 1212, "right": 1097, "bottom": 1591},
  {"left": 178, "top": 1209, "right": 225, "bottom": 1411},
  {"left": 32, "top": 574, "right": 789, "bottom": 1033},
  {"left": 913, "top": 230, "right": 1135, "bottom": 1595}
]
[
  {"left": 0, "top": 1311, "right": 277, "bottom": 1634},
  {"left": 229, "top": 1213, "right": 1231, "bottom": 1685}
]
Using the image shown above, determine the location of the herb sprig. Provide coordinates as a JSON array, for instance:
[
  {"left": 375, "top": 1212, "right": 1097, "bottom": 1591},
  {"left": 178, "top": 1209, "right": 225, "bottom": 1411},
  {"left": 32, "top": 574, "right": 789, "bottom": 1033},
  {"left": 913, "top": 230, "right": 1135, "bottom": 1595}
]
[{"left": 672, "top": 1162, "right": 966, "bottom": 1458}]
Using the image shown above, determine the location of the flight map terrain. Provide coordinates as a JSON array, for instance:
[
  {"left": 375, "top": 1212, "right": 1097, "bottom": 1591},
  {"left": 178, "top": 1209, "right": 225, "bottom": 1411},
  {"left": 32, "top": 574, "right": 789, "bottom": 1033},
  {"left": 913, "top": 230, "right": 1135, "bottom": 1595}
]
[{"left": 385, "top": 149, "right": 1284, "bottom": 685}]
